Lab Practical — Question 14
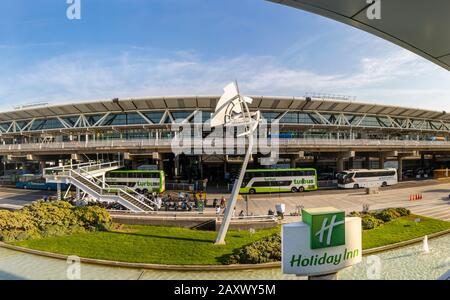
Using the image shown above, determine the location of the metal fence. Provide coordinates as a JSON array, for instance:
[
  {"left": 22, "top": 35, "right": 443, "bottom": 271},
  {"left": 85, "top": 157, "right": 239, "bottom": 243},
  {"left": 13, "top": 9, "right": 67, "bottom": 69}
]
[{"left": 3, "top": 138, "right": 450, "bottom": 152}]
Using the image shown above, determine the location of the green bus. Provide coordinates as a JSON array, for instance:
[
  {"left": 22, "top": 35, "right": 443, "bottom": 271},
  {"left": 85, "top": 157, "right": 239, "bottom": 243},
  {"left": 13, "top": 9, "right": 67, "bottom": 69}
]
[
  {"left": 239, "top": 168, "right": 318, "bottom": 194},
  {"left": 105, "top": 170, "right": 165, "bottom": 193}
]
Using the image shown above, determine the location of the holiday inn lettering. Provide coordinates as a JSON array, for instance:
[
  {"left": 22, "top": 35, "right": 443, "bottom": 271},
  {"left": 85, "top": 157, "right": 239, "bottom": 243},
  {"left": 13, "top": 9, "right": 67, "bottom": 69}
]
[
  {"left": 289, "top": 248, "right": 360, "bottom": 267},
  {"left": 282, "top": 207, "right": 362, "bottom": 276}
]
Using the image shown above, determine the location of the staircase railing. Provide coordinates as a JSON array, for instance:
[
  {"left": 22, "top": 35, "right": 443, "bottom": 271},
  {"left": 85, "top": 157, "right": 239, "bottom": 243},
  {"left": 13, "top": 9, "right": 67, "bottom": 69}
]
[
  {"left": 70, "top": 168, "right": 154, "bottom": 211},
  {"left": 44, "top": 160, "right": 156, "bottom": 212}
]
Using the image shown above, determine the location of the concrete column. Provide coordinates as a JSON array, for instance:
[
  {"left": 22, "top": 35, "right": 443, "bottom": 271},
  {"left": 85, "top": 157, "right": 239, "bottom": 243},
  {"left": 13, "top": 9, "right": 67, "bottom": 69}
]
[
  {"left": 290, "top": 155, "right": 296, "bottom": 168},
  {"left": 379, "top": 154, "right": 385, "bottom": 169},
  {"left": 76, "top": 187, "right": 81, "bottom": 201},
  {"left": 337, "top": 157, "right": 345, "bottom": 173},
  {"left": 158, "top": 154, "right": 164, "bottom": 170},
  {"left": 348, "top": 157, "right": 354, "bottom": 169},
  {"left": 199, "top": 156, "right": 203, "bottom": 179},
  {"left": 365, "top": 155, "right": 371, "bottom": 169},
  {"left": 57, "top": 183, "right": 62, "bottom": 200},
  {"left": 131, "top": 159, "right": 138, "bottom": 170},
  {"left": 102, "top": 173, "right": 106, "bottom": 189},
  {"left": 397, "top": 157, "right": 403, "bottom": 182},
  {"left": 39, "top": 161, "right": 46, "bottom": 175},
  {"left": 174, "top": 155, "right": 180, "bottom": 177}
]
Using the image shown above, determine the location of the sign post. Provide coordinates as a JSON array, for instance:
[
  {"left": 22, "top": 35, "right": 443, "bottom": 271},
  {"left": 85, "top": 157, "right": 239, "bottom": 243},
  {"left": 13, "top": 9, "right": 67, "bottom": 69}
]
[{"left": 282, "top": 207, "right": 362, "bottom": 279}]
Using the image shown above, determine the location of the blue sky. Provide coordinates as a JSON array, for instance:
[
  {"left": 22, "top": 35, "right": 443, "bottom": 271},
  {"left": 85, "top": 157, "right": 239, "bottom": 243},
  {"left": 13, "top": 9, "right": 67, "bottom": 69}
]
[{"left": 1, "top": 0, "right": 450, "bottom": 111}]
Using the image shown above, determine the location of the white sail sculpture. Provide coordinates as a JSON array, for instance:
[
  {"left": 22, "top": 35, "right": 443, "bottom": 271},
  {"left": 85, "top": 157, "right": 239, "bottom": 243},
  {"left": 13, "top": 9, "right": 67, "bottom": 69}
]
[
  {"left": 211, "top": 82, "right": 260, "bottom": 136},
  {"left": 212, "top": 82, "right": 261, "bottom": 244}
]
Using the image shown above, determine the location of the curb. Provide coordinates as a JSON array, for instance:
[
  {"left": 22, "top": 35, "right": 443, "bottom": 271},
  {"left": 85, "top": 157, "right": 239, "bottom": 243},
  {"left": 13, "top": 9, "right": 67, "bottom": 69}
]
[
  {"left": 0, "top": 242, "right": 279, "bottom": 271},
  {"left": 1, "top": 229, "right": 449, "bottom": 271},
  {"left": 361, "top": 228, "right": 450, "bottom": 255}
]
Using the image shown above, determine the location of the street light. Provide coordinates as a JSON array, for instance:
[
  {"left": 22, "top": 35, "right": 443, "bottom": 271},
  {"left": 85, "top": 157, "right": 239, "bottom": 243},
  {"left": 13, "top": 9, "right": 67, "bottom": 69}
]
[{"left": 212, "top": 82, "right": 260, "bottom": 245}]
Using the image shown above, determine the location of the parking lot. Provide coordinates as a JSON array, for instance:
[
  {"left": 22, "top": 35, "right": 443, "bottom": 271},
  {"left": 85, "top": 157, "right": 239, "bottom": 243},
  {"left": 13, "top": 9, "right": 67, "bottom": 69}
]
[{"left": 233, "top": 181, "right": 450, "bottom": 222}]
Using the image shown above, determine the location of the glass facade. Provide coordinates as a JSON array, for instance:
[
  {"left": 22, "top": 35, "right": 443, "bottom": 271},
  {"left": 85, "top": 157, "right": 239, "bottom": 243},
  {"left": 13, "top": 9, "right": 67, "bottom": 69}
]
[{"left": 0, "top": 110, "right": 449, "bottom": 146}]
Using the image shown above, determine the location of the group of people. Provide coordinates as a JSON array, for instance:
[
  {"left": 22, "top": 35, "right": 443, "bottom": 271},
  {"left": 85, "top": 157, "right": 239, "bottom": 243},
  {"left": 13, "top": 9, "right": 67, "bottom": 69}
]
[
  {"left": 65, "top": 191, "right": 251, "bottom": 217},
  {"left": 211, "top": 196, "right": 246, "bottom": 218},
  {"left": 138, "top": 191, "right": 209, "bottom": 211}
]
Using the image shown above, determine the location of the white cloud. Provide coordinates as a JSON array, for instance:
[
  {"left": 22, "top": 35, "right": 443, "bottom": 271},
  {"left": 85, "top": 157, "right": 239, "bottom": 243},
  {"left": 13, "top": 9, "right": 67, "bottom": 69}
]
[{"left": 1, "top": 48, "right": 450, "bottom": 112}]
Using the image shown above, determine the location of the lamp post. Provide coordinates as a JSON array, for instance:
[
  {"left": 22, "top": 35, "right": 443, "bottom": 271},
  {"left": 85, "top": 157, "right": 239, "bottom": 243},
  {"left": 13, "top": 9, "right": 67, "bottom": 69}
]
[{"left": 211, "top": 82, "right": 260, "bottom": 245}]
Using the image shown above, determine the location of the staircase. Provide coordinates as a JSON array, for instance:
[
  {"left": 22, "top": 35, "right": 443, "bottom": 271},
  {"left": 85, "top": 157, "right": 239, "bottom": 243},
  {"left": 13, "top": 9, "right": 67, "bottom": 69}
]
[{"left": 44, "top": 160, "right": 154, "bottom": 212}]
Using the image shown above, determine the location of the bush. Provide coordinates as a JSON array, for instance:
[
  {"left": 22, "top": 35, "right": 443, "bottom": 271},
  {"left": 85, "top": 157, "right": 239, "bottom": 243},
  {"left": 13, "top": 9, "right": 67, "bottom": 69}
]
[
  {"left": 74, "top": 205, "right": 112, "bottom": 231},
  {"left": 226, "top": 233, "right": 281, "bottom": 264},
  {"left": 0, "top": 201, "right": 111, "bottom": 242},
  {"left": 348, "top": 211, "right": 363, "bottom": 217},
  {"left": 394, "top": 207, "right": 411, "bottom": 217},
  {"left": 21, "top": 201, "right": 79, "bottom": 231},
  {"left": 361, "top": 215, "right": 384, "bottom": 230},
  {"left": 375, "top": 208, "right": 402, "bottom": 222}
]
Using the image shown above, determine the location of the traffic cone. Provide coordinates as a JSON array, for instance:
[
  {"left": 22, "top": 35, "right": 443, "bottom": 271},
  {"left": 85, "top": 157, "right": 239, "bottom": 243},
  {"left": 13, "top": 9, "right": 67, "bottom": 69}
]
[{"left": 420, "top": 194, "right": 423, "bottom": 200}]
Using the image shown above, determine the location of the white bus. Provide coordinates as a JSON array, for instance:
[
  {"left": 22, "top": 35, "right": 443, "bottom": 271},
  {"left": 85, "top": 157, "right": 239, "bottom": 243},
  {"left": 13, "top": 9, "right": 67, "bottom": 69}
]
[
  {"left": 239, "top": 168, "right": 318, "bottom": 194},
  {"left": 337, "top": 169, "right": 397, "bottom": 189},
  {"left": 105, "top": 170, "right": 165, "bottom": 193}
]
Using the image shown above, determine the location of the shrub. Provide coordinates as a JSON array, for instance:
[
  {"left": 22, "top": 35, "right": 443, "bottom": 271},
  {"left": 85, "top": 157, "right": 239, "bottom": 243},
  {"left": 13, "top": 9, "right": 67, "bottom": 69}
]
[
  {"left": 226, "top": 233, "right": 281, "bottom": 264},
  {"left": 394, "top": 207, "right": 410, "bottom": 217},
  {"left": 74, "top": 205, "right": 112, "bottom": 231},
  {"left": 375, "top": 208, "right": 402, "bottom": 222},
  {"left": 0, "top": 201, "right": 111, "bottom": 242},
  {"left": 348, "top": 211, "right": 363, "bottom": 217},
  {"left": 21, "top": 201, "right": 79, "bottom": 231},
  {"left": 361, "top": 215, "right": 384, "bottom": 230}
]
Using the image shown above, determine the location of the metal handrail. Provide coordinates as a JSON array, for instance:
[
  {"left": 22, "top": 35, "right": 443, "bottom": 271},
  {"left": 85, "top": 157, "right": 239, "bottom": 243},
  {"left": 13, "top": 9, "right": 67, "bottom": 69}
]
[
  {"left": 70, "top": 166, "right": 155, "bottom": 210},
  {"left": 44, "top": 160, "right": 122, "bottom": 176},
  {"left": 8, "top": 138, "right": 450, "bottom": 153}
]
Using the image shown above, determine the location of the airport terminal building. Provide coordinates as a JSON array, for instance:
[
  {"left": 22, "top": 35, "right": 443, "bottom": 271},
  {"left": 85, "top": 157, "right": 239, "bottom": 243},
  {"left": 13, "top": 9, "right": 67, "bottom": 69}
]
[{"left": 1, "top": 96, "right": 450, "bottom": 186}]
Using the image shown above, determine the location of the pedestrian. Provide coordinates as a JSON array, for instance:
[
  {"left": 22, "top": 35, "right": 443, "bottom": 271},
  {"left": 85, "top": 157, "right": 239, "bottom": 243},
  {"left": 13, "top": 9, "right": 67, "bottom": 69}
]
[
  {"left": 213, "top": 198, "right": 218, "bottom": 208},
  {"left": 215, "top": 206, "right": 221, "bottom": 215}
]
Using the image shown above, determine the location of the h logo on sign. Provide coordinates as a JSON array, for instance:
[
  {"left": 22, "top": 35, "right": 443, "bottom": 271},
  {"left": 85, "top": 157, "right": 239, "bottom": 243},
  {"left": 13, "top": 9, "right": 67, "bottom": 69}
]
[
  {"left": 315, "top": 214, "right": 345, "bottom": 246},
  {"left": 302, "top": 208, "right": 345, "bottom": 249}
]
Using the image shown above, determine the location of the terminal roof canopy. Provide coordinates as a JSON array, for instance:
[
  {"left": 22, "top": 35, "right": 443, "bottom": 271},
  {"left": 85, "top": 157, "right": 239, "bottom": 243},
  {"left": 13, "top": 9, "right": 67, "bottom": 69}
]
[
  {"left": 269, "top": 0, "right": 450, "bottom": 71},
  {"left": 1, "top": 96, "right": 450, "bottom": 122}
]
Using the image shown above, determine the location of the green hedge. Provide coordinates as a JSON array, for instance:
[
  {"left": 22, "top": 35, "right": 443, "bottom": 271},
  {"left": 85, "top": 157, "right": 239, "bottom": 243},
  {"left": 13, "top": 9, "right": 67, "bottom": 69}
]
[
  {"left": 0, "top": 201, "right": 112, "bottom": 242},
  {"left": 227, "top": 207, "right": 413, "bottom": 264},
  {"left": 350, "top": 207, "right": 411, "bottom": 230},
  {"left": 226, "top": 233, "right": 281, "bottom": 264}
]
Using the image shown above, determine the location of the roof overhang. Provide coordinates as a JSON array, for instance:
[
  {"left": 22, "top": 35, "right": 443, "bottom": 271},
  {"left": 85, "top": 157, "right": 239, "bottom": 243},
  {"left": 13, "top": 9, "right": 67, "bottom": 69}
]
[
  {"left": 1, "top": 96, "right": 450, "bottom": 122},
  {"left": 269, "top": 0, "right": 450, "bottom": 71}
]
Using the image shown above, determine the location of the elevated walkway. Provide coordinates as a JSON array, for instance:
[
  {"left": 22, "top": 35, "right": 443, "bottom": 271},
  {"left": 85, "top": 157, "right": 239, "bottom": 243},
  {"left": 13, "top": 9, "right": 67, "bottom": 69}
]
[{"left": 44, "top": 161, "right": 155, "bottom": 212}]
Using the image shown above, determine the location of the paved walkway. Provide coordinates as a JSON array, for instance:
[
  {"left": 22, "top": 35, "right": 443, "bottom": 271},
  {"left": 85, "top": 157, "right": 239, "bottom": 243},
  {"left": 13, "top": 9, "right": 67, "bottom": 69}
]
[{"left": 233, "top": 182, "right": 450, "bottom": 222}]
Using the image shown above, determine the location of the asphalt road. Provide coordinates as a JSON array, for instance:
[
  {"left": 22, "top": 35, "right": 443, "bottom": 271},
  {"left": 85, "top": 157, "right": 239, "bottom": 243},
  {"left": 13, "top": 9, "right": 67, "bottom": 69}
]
[{"left": 0, "top": 187, "right": 55, "bottom": 210}]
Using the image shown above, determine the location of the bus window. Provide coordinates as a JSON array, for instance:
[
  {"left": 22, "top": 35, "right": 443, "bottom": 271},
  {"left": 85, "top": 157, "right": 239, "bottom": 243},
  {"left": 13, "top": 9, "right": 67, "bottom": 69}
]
[
  {"left": 252, "top": 181, "right": 271, "bottom": 187},
  {"left": 294, "top": 170, "right": 304, "bottom": 176},
  {"left": 277, "top": 180, "right": 292, "bottom": 186},
  {"left": 304, "top": 170, "right": 315, "bottom": 176}
]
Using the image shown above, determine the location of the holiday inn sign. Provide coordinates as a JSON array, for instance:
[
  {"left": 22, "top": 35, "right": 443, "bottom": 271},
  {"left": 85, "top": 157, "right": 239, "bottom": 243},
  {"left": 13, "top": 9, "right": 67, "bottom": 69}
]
[{"left": 282, "top": 207, "right": 362, "bottom": 276}]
